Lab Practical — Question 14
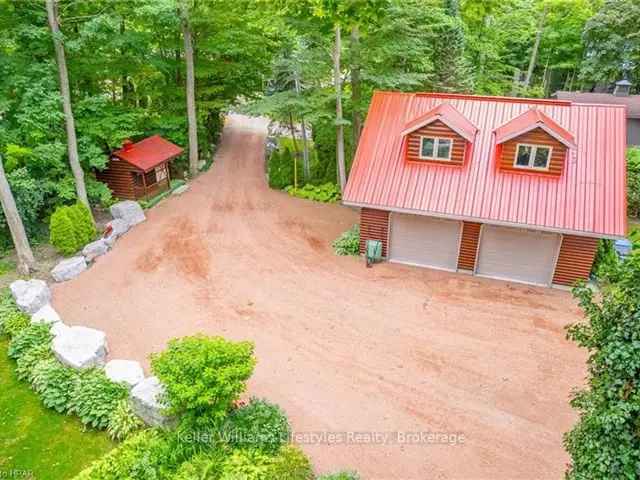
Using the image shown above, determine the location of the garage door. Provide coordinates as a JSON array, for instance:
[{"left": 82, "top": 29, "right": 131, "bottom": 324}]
[
  {"left": 389, "top": 214, "right": 461, "bottom": 271},
  {"left": 476, "top": 225, "right": 561, "bottom": 286}
]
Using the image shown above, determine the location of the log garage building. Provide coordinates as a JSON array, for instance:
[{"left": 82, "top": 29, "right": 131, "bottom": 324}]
[{"left": 343, "top": 92, "right": 627, "bottom": 287}]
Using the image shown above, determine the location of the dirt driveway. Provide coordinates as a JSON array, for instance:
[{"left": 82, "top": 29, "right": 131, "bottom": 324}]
[{"left": 53, "top": 115, "right": 586, "bottom": 480}]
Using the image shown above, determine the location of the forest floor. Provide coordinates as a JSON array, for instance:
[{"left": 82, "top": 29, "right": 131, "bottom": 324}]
[{"left": 52, "top": 115, "right": 586, "bottom": 480}]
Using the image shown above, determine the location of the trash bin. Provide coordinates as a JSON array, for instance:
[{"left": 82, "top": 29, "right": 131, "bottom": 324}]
[{"left": 365, "top": 239, "right": 383, "bottom": 267}]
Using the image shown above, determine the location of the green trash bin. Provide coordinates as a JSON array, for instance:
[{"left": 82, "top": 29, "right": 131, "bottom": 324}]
[{"left": 365, "top": 239, "right": 383, "bottom": 267}]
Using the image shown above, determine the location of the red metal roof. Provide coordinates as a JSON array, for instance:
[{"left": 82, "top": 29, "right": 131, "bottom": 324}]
[
  {"left": 401, "top": 103, "right": 478, "bottom": 142},
  {"left": 494, "top": 108, "right": 576, "bottom": 148},
  {"left": 343, "top": 91, "right": 628, "bottom": 239},
  {"left": 113, "top": 135, "right": 183, "bottom": 172}
]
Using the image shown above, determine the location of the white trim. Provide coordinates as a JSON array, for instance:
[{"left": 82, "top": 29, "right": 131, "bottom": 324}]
[
  {"left": 473, "top": 224, "right": 485, "bottom": 275},
  {"left": 495, "top": 122, "right": 576, "bottom": 149},
  {"left": 418, "top": 136, "right": 453, "bottom": 161},
  {"left": 513, "top": 143, "right": 553, "bottom": 171},
  {"left": 401, "top": 115, "right": 476, "bottom": 142}
]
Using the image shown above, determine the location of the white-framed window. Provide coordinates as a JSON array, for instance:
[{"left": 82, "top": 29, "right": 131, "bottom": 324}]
[
  {"left": 514, "top": 143, "right": 552, "bottom": 170},
  {"left": 419, "top": 136, "right": 452, "bottom": 161}
]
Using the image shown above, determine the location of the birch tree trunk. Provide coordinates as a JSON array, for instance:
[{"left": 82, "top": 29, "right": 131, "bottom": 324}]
[
  {"left": 180, "top": 1, "right": 199, "bottom": 177},
  {"left": 46, "top": 0, "right": 91, "bottom": 215},
  {"left": 524, "top": 4, "right": 548, "bottom": 89},
  {"left": 294, "top": 73, "right": 310, "bottom": 179},
  {"left": 350, "top": 25, "right": 363, "bottom": 149},
  {"left": 333, "top": 25, "right": 346, "bottom": 191},
  {"left": 0, "top": 155, "right": 36, "bottom": 275}
]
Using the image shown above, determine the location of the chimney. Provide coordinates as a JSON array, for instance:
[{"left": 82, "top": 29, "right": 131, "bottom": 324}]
[
  {"left": 122, "top": 139, "right": 134, "bottom": 151},
  {"left": 613, "top": 79, "right": 632, "bottom": 97}
]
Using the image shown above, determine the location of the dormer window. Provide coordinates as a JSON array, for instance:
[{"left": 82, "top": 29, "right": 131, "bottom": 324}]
[
  {"left": 514, "top": 144, "right": 552, "bottom": 170},
  {"left": 420, "top": 136, "right": 452, "bottom": 161}
]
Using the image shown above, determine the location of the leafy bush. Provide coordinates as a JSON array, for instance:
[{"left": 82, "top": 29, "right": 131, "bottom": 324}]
[
  {"left": 627, "top": 147, "right": 640, "bottom": 218},
  {"left": 268, "top": 147, "right": 295, "bottom": 190},
  {"left": 0, "top": 288, "right": 21, "bottom": 335},
  {"left": 332, "top": 224, "right": 360, "bottom": 256},
  {"left": 107, "top": 399, "right": 144, "bottom": 441},
  {"left": 1, "top": 310, "right": 30, "bottom": 338},
  {"left": 564, "top": 249, "right": 640, "bottom": 479},
  {"left": 592, "top": 239, "right": 620, "bottom": 282},
  {"left": 268, "top": 445, "right": 314, "bottom": 480},
  {"left": 151, "top": 335, "right": 256, "bottom": 426},
  {"left": 318, "top": 472, "right": 360, "bottom": 480},
  {"left": 285, "top": 183, "right": 341, "bottom": 203},
  {"left": 15, "top": 343, "right": 53, "bottom": 382},
  {"left": 69, "top": 368, "right": 129, "bottom": 429},
  {"left": 222, "top": 398, "right": 291, "bottom": 453},
  {"left": 49, "top": 203, "right": 96, "bottom": 256},
  {"left": 219, "top": 445, "right": 312, "bottom": 480},
  {"left": 171, "top": 451, "right": 227, "bottom": 480},
  {"left": 68, "top": 202, "right": 97, "bottom": 246},
  {"left": 7, "top": 323, "right": 52, "bottom": 360},
  {"left": 0, "top": 167, "right": 46, "bottom": 241},
  {"left": 31, "top": 358, "right": 78, "bottom": 413}
]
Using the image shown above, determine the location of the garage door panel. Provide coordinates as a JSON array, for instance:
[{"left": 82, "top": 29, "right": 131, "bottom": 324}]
[
  {"left": 390, "top": 214, "right": 460, "bottom": 271},
  {"left": 476, "top": 226, "right": 560, "bottom": 286}
]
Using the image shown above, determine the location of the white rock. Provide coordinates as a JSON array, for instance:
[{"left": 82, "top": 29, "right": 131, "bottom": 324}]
[
  {"left": 51, "top": 256, "right": 87, "bottom": 282},
  {"left": 83, "top": 238, "right": 109, "bottom": 262},
  {"left": 51, "top": 322, "right": 70, "bottom": 338},
  {"left": 9, "top": 279, "right": 51, "bottom": 314},
  {"left": 105, "top": 360, "right": 144, "bottom": 389},
  {"left": 104, "top": 218, "right": 130, "bottom": 247},
  {"left": 130, "top": 376, "right": 170, "bottom": 427},
  {"left": 53, "top": 326, "right": 108, "bottom": 370},
  {"left": 110, "top": 200, "right": 146, "bottom": 226},
  {"left": 172, "top": 184, "right": 189, "bottom": 195},
  {"left": 31, "top": 304, "right": 61, "bottom": 325}
]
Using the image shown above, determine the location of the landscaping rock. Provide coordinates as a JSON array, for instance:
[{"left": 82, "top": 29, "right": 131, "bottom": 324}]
[
  {"left": 83, "top": 238, "right": 109, "bottom": 262},
  {"left": 31, "top": 304, "right": 61, "bottom": 325},
  {"left": 104, "top": 219, "right": 130, "bottom": 246},
  {"left": 105, "top": 360, "right": 144, "bottom": 389},
  {"left": 9, "top": 279, "right": 51, "bottom": 314},
  {"left": 50, "top": 322, "right": 70, "bottom": 338},
  {"left": 53, "top": 326, "right": 108, "bottom": 369},
  {"left": 172, "top": 184, "right": 189, "bottom": 195},
  {"left": 130, "top": 376, "right": 171, "bottom": 427},
  {"left": 51, "top": 256, "right": 87, "bottom": 282},
  {"left": 110, "top": 200, "right": 146, "bottom": 226}
]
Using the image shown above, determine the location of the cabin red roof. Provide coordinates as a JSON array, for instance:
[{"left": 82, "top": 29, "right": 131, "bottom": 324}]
[
  {"left": 113, "top": 135, "right": 183, "bottom": 172},
  {"left": 494, "top": 108, "right": 576, "bottom": 148},
  {"left": 401, "top": 103, "right": 478, "bottom": 142},
  {"left": 343, "top": 91, "right": 627, "bottom": 239}
]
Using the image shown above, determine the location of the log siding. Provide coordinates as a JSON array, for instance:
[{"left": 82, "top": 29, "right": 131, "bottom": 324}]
[
  {"left": 406, "top": 120, "right": 467, "bottom": 166},
  {"left": 499, "top": 127, "right": 567, "bottom": 177},
  {"left": 457, "top": 221, "right": 482, "bottom": 271},
  {"left": 359, "top": 208, "right": 390, "bottom": 257},
  {"left": 552, "top": 235, "right": 599, "bottom": 286}
]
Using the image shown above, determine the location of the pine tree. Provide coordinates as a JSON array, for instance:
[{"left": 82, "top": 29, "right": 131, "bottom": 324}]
[{"left": 431, "top": 14, "right": 474, "bottom": 93}]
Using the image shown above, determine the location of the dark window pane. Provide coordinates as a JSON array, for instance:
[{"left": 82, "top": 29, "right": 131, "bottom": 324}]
[
  {"left": 421, "top": 137, "right": 435, "bottom": 158},
  {"left": 437, "top": 139, "right": 452, "bottom": 159},
  {"left": 534, "top": 147, "right": 550, "bottom": 168},
  {"left": 516, "top": 145, "right": 532, "bottom": 166}
]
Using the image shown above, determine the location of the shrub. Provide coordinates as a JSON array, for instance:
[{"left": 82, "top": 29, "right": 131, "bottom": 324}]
[
  {"left": 332, "top": 224, "right": 360, "bottom": 256},
  {"left": 69, "top": 202, "right": 97, "bottom": 245},
  {"left": 7, "top": 323, "right": 52, "bottom": 360},
  {"left": 50, "top": 206, "right": 79, "bottom": 255},
  {"left": 15, "top": 343, "right": 53, "bottom": 382},
  {"left": 171, "top": 451, "right": 227, "bottom": 480},
  {"left": 268, "top": 445, "right": 314, "bottom": 480},
  {"left": 31, "top": 358, "right": 78, "bottom": 413},
  {"left": 68, "top": 368, "right": 129, "bottom": 429},
  {"left": 1, "top": 310, "right": 30, "bottom": 338},
  {"left": 107, "top": 399, "right": 144, "bottom": 441},
  {"left": 151, "top": 335, "right": 256, "bottom": 426},
  {"left": 268, "top": 147, "right": 295, "bottom": 190},
  {"left": 318, "top": 472, "right": 360, "bottom": 480},
  {"left": 627, "top": 147, "right": 640, "bottom": 218},
  {"left": 222, "top": 398, "right": 291, "bottom": 453},
  {"left": 285, "top": 183, "right": 341, "bottom": 203},
  {"left": 219, "top": 446, "right": 312, "bottom": 480},
  {"left": 0, "top": 289, "right": 21, "bottom": 335},
  {"left": 592, "top": 239, "right": 620, "bottom": 283}
]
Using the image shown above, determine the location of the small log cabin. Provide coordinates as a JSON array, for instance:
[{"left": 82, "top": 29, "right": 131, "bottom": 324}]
[{"left": 97, "top": 135, "right": 183, "bottom": 200}]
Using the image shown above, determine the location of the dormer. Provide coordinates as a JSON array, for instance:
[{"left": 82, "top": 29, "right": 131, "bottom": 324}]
[
  {"left": 402, "top": 103, "right": 477, "bottom": 166},
  {"left": 494, "top": 109, "right": 576, "bottom": 177}
]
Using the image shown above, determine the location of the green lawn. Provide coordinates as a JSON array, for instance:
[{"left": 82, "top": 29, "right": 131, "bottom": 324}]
[{"left": 0, "top": 339, "right": 114, "bottom": 480}]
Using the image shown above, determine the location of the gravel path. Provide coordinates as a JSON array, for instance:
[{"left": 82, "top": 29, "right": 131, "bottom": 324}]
[{"left": 53, "top": 115, "right": 586, "bottom": 480}]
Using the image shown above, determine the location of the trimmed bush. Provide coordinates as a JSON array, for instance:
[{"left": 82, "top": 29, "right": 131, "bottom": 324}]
[
  {"left": 107, "top": 399, "right": 144, "bottom": 441},
  {"left": 31, "top": 358, "right": 78, "bottom": 413},
  {"left": 49, "top": 203, "right": 96, "bottom": 256},
  {"left": 222, "top": 398, "right": 291, "bottom": 453},
  {"left": 8, "top": 323, "right": 52, "bottom": 360},
  {"left": 15, "top": 343, "right": 53, "bottom": 382},
  {"left": 69, "top": 368, "right": 129, "bottom": 429},
  {"left": 151, "top": 335, "right": 256, "bottom": 427},
  {"left": 333, "top": 224, "right": 360, "bottom": 256},
  {"left": 68, "top": 202, "right": 97, "bottom": 246}
]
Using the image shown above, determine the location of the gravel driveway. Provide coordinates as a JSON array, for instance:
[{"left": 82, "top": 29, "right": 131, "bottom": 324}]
[{"left": 53, "top": 115, "right": 586, "bottom": 480}]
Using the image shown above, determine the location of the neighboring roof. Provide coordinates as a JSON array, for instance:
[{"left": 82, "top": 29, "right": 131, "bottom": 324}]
[
  {"left": 494, "top": 108, "right": 577, "bottom": 148},
  {"left": 401, "top": 103, "right": 478, "bottom": 142},
  {"left": 112, "top": 135, "right": 183, "bottom": 172},
  {"left": 553, "top": 90, "right": 640, "bottom": 118},
  {"left": 343, "top": 91, "right": 627, "bottom": 239}
]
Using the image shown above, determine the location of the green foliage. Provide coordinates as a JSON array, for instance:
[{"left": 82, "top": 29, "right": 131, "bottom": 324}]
[
  {"left": 627, "top": 148, "right": 640, "bottom": 218},
  {"left": 49, "top": 203, "right": 96, "bottom": 255},
  {"left": 332, "top": 224, "right": 360, "bottom": 256},
  {"left": 170, "top": 451, "right": 227, "bottom": 480},
  {"left": 268, "top": 147, "right": 296, "bottom": 190},
  {"left": 0, "top": 289, "right": 21, "bottom": 335},
  {"left": 7, "top": 323, "right": 52, "bottom": 360},
  {"left": 1, "top": 310, "right": 30, "bottom": 338},
  {"left": 317, "top": 472, "right": 360, "bottom": 480},
  {"left": 15, "top": 343, "right": 53, "bottom": 383},
  {"left": 0, "top": 167, "right": 46, "bottom": 246},
  {"left": 151, "top": 335, "right": 256, "bottom": 426},
  {"left": 107, "top": 399, "right": 144, "bottom": 441},
  {"left": 592, "top": 239, "right": 620, "bottom": 283},
  {"left": 564, "top": 249, "right": 640, "bottom": 479},
  {"left": 31, "top": 358, "right": 78, "bottom": 414},
  {"left": 0, "top": 259, "right": 16, "bottom": 275},
  {"left": 69, "top": 369, "right": 129, "bottom": 430},
  {"left": 219, "top": 446, "right": 312, "bottom": 480},
  {"left": 285, "top": 182, "right": 341, "bottom": 203},
  {"left": 222, "top": 398, "right": 291, "bottom": 453},
  {"left": 70, "top": 202, "right": 97, "bottom": 245}
]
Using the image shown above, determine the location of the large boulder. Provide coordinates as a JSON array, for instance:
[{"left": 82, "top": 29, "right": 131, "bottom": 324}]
[
  {"left": 31, "top": 304, "right": 61, "bottom": 325},
  {"left": 130, "top": 376, "right": 171, "bottom": 427},
  {"left": 105, "top": 359, "right": 144, "bottom": 389},
  {"left": 104, "top": 219, "right": 130, "bottom": 247},
  {"left": 53, "top": 326, "right": 108, "bottom": 369},
  {"left": 51, "top": 256, "right": 87, "bottom": 282},
  {"left": 83, "top": 238, "right": 109, "bottom": 262},
  {"left": 51, "top": 322, "right": 70, "bottom": 338},
  {"left": 10, "top": 279, "right": 51, "bottom": 314},
  {"left": 110, "top": 200, "right": 146, "bottom": 226}
]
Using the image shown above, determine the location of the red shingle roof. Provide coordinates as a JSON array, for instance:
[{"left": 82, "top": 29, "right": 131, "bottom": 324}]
[{"left": 113, "top": 135, "right": 183, "bottom": 172}]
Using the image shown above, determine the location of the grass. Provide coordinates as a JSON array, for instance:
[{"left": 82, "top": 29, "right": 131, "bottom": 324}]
[{"left": 0, "top": 339, "right": 114, "bottom": 480}]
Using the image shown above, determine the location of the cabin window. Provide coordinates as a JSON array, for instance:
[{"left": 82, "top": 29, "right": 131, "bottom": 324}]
[
  {"left": 514, "top": 144, "right": 552, "bottom": 170},
  {"left": 420, "top": 136, "right": 452, "bottom": 161}
]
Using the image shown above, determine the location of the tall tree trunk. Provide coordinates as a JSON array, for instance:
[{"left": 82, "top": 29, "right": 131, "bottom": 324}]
[
  {"left": 0, "top": 155, "right": 36, "bottom": 275},
  {"left": 293, "top": 73, "right": 310, "bottom": 179},
  {"left": 350, "top": 25, "right": 362, "bottom": 151},
  {"left": 288, "top": 111, "right": 300, "bottom": 157},
  {"left": 46, "top": 0, "right": 91, "bottom": 216},
  {"left": 333, "top": 25, "right": 346, "bottom": 191},
  {"left": 523, "top": 4, "right": 548, "bottom": 89},
  {"left": 180, "top": 1, "right": 198, "bottom": 177}
]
